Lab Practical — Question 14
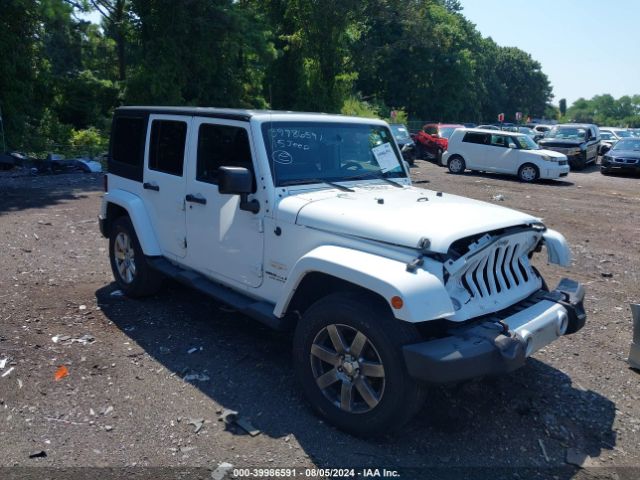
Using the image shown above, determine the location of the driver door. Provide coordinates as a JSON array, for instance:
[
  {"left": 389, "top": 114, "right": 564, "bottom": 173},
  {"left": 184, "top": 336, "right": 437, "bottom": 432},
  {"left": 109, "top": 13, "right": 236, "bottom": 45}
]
[{"left": 184, "top": 118, "right": 264, "bottom": 288}]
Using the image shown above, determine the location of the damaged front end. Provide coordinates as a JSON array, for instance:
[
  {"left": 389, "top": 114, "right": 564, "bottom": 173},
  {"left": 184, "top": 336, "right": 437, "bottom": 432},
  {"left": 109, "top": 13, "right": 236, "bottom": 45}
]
[
  {"left": 403, "top": 279, "right": 586, "bottom": 383},
  {"left": 400, "top": 225, "right": 585, "bottom": 383}
]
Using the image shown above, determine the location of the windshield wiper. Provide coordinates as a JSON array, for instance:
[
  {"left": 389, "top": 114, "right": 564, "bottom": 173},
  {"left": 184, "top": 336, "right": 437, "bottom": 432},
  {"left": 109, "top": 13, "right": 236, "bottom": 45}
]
[
  {"left": 279, "top": 178, "right": 354, "bottom": 192},
  {"left": 343, "top": 172, "right": 404, "bottom": 188}
]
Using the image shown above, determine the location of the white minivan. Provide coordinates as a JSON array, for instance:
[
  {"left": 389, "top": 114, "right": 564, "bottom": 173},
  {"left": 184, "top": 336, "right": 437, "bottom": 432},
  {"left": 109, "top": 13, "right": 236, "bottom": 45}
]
[{"left": 441, "top": 128, "right": 570, "bottom": 182}]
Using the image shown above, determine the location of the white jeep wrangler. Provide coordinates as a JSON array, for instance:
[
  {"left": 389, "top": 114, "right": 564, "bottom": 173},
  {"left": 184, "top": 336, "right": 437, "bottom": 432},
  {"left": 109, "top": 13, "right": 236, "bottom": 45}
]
[{"left": 99, "top": 107, "right": 586, "bottom": 435}]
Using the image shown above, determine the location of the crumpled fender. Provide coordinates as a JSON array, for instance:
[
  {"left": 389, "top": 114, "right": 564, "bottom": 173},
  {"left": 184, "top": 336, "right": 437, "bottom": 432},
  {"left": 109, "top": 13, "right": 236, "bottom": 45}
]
[
  {"left": 274, "top": 245, "right": 455, "bottom": 322},
  {"left": 543, "top": 228, "right": 571, "bottom": 267}
]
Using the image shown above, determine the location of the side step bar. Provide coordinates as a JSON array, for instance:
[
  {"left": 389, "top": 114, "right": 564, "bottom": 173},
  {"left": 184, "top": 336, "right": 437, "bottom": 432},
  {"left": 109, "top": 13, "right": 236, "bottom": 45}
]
[{"left": 147, "top": 257, "right": 292, "bottom": 331}]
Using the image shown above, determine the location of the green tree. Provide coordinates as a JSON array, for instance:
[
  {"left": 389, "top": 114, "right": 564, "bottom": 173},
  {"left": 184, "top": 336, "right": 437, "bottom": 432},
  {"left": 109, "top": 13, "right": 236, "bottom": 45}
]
[{"left": 559, "top": 98, "right": 567, "bottom": 117}]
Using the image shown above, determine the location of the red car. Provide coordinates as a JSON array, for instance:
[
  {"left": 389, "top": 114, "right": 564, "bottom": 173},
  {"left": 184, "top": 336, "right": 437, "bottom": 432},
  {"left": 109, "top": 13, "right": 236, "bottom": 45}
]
[{"left": 414, "top": 123, "right": 464, "bottom": 163}]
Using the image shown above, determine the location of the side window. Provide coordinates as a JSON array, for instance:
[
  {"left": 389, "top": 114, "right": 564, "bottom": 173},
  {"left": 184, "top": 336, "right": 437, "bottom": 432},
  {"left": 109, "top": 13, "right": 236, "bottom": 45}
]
[
  {"left": 148, "top": 120, "right": 187, "bottom": 176},
  {"left": 490, "top": 134, "right": 507, "bottom": 147},
  {"left": 507, "top": 137, "right": 518, "bottom": 148},
  {"left": 462, "top": 132, "right": 489, "bottom": 145},
  {"left": 111, "top": 117, "right": 146, "bottom": 166},
  {"left": 196, "top": 124, "right": 254, "bottom": 185}
]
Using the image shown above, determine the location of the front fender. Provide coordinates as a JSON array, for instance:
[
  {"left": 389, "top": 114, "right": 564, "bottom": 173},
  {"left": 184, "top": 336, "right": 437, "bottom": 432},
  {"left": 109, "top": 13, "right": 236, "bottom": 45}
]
[
  {"left": 104, "top": 189, "right": 161, "bottom": 256},
  {"left": 274, "top": 245, "right": 455, "bottom": 322},
  {"left": 543, "top": 229, "right": 571, "bottom": 267}
]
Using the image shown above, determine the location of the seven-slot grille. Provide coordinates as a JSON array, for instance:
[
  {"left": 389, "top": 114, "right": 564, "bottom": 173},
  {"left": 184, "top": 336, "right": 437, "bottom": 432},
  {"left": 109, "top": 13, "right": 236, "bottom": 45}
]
[
  {"left": 445, "top": 230, "right": 543, "bottom": 318},
  {"left": 459, "top": 240, "right": 533, "bottom": 299}
]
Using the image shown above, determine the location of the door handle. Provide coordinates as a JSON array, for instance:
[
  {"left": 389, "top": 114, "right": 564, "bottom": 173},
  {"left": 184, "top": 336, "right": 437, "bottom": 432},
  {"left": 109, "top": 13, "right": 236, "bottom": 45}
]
[
  {"left": 143, "top": 182, "right": 160, "bottom": 191},
  {"left": 185, "top": 193, "right": 207, "bottom": 205}
]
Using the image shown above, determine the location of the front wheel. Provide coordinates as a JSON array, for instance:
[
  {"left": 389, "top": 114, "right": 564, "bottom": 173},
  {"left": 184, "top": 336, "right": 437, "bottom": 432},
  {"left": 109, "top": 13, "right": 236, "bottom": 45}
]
[
  {"left": 517, "top": 163, "right": 539, "bottom": 182},
  {"left": 435, "top": 148, "right": 443, "bottom": 165},
  {"left": 293, "top": 292, "right": 426, "bottom": 436},
  {"left": 447, "top": 155, "right": 466, "bottom": 174}
]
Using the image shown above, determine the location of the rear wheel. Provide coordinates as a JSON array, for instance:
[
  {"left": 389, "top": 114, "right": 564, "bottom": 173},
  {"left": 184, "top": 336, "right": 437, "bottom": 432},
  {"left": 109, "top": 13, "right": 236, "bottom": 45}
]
[
  {"left": 517, "top": 163, "right": 539, "bottom": 182},
  {"left": 447, "top": 155, "right": 466, "bottom": 174},
  {"left": 109, "top": 216, "right": 163, "bottom": 297},
  {"left": 293, "top": 292, "right": 426, "bottom": 436}
]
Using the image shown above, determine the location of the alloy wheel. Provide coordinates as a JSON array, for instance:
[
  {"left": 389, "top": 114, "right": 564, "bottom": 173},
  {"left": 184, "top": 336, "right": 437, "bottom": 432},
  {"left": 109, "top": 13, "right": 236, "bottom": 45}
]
[
  {"left": 310, "top": 324, "right": 385, "bottom": 413},
  {"left": 114, "top": 231, "right": 136, "bottom": 284}
]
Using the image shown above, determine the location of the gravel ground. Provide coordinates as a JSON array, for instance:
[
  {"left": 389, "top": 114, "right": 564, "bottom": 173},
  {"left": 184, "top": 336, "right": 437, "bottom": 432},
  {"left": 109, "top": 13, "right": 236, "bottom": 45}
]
[{"left": 0, "top": 162, "right": 639, "bottom": 480}]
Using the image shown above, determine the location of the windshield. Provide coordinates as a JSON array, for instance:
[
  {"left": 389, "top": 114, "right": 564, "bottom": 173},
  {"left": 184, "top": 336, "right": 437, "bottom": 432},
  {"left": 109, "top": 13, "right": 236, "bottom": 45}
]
[
  {"left": 515, "top": 135, "right": 540, "bottom": 150},
  {"left": 601, "top": 132, "right": 615, "bottom": 140},
  {"left": 390, "top": 124, "right": 411, "bottom": 141},
  {"left": 615, "top": 130, "right": 633, "bottom": 138},
  {"left": 262, "top": 122, "right": 406, "bottom": 187},
  {"left": 612, "top": 139, "right": 640, "bottom": 151},
  {"left": 439, "top": 127, "right": 459, "bottom": 138},
  {"left": 546, "top": 126, "right": 587, "bottom": 140}
]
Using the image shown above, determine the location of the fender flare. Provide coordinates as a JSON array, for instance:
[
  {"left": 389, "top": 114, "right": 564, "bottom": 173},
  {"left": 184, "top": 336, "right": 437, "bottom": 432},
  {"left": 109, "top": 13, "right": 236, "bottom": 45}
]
[
  {"left": 104, "top": 189, "right": 162, "bottom": 256},
  {"left": 543, "top": 228, "right": 571, "bottom": 267},
  {"left": 274, "top": 245, "right": 455, "bottom": 322}
]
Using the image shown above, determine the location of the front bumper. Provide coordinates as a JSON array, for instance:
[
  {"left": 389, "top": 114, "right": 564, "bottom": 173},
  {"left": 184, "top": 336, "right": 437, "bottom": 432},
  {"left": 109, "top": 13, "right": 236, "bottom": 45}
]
[
  {"left": 601, "top": 159, "right": 640, "bottom": 172},
  {"left": 403, "top": 278, "right": 586, "bottom": 383},
  {"left": 540, "top": 164, "right": 570, "bottom": 179}
]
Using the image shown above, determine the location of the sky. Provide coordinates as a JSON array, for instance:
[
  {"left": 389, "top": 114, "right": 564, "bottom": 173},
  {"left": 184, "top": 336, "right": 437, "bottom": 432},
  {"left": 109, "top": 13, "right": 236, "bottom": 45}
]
[{"left": 460, "top": 0, "right": 640, "bottom": 106}]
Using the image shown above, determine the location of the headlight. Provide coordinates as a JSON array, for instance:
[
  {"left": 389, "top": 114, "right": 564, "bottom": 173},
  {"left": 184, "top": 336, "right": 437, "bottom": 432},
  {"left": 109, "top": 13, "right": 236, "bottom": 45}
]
[
  {"left": 603, "top": 155, "right": 613, "bottom": 162},
  {"left": 568, "top": 148, "right": 581, "bottom": 155}
]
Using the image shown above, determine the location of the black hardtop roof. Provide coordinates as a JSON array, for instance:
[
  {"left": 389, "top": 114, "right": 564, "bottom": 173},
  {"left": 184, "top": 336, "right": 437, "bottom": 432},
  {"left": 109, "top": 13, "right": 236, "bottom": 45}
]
[{"left": 115, "top": 106, "right": 343, "bottom": 121}]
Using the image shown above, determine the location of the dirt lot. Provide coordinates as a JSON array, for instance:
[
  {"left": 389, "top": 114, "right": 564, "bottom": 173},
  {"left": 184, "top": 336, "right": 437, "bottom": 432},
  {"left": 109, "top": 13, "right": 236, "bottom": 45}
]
[{"left": 0, "top": 162, "right": 639, "bottom": 479}]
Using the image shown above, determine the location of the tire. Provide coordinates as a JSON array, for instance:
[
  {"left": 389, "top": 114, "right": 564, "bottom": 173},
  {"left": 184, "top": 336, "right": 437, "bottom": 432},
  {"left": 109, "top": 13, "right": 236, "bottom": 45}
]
[
  {"left": 109, "top": 216, "right": 163, "bottom": 297},
  {"left": 572, "top": 157, "right": 587, "bottom": 170},
  {"left": 447, "top": 155, "right": 465, "bottom": 174},
  {"left": 293, "top": 292, "right": 426, "bottom": 436},
  {"left": 517, "top": 163, "right": 539, "bottom": 183},
  {"left": 435, "top": 148, "right": 443, "bottom": 165}
]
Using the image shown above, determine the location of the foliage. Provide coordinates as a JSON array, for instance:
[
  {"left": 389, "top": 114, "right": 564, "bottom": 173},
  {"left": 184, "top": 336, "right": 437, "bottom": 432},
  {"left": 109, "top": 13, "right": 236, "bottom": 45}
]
[
  {"left": 70, "top": 127, "right": 108, "bottom": 157},
  {"left": 6, "top": 0, "right": 618, "bottom": 156},
  {"left": 341, "top": 96, "right": 380, "bottom": 119},
  {"left": 564, "top": 94, "right": 640, "bottom": 127}
]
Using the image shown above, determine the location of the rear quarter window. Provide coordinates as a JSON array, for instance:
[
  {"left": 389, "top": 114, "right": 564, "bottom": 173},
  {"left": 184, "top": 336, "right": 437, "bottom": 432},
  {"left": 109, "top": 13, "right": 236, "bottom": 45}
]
[
  {"left": 462, "top": 132, "right": 489, "bottom": 145},
  {"left": 108, "top": 115, "right": 148, "bottom": 181}
]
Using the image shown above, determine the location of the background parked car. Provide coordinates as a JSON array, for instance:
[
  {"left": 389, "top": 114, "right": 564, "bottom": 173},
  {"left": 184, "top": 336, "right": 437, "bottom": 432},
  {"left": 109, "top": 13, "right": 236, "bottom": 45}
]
[
  {"left": 537, "top": 124, "right": 600, "bottom": 169},
  {"left": 504, "top": 125, "right": 542, "bottom": 142},
  {"left": 389, "top": 123, "right": 416, "bottom": 164},
  {"left": 476, "top": 124, "right": 500, "bottom": 130},
  {"left": 599, "top": 127, "right": 634, "bottom": 155},
  {"left": 600, "top": 137, "right": 640, "bottom": 175},
  {"left": 414, "top": 123, "right": 463, "bottom": 163},
  {"left": 441, "top": 128, "right": 569, "bottom": 182}
]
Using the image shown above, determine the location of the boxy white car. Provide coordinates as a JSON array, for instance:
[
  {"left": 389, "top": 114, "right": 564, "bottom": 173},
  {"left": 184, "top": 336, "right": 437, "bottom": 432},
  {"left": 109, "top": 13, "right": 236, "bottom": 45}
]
[{"left": 441, "top": 128, "right": 570, "bottom": 182}]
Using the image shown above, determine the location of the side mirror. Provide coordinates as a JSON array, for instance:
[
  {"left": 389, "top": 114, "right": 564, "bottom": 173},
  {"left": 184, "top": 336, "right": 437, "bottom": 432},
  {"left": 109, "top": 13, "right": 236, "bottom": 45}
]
[{"left": 218, "top": 166, "right": 260, "bottom": 214}]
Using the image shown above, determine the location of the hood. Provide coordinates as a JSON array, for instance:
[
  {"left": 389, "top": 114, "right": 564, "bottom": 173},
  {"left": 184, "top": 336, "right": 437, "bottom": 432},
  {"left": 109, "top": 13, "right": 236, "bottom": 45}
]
[
  {"left": 538, "top": 139, "right": 584, "bottom": 147},
  {"left": 608, "top": 149, "right": 640, "bottom": 159},
  {"left": 534, "top": 149, "right": 567, "bottom": 159},
  {"left": 279, "top": 185, "right": 540, "bottom": 254}
]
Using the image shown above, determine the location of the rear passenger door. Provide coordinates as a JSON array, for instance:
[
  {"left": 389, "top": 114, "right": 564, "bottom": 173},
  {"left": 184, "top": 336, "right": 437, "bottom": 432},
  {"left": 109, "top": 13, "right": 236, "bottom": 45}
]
[
  {"left": 142, "top": 115, "right": 191, "bottom": 259},
  {"left": 460, "top": 132, "right": 490, "bottom": 168},
  {"left": 184, "top": 118, "right": 264, "bottom": 288}
]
